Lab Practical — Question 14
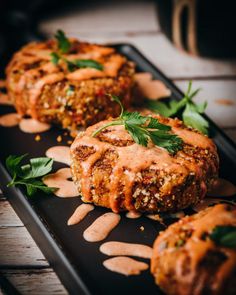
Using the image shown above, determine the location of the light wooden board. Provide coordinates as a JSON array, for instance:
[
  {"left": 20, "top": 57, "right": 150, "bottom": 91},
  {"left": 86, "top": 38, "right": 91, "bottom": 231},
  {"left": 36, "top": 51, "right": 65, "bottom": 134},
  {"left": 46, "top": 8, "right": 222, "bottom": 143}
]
[
  {"left": 0, "top": 201, "right": 23, "bottom": 227},
  {"left": 2, "top": 269, "right": 67, "bottom": 295},
  {"left": 0, "top": 227, "right": 48, "bottom": 267},
  {"left": 40, "top": 0, "right": 159, "bottom": 34}
]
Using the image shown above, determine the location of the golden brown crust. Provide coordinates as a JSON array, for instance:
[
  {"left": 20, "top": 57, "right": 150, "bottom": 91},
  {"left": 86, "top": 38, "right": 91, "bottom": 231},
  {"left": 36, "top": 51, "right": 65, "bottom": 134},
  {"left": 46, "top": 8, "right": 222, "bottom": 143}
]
[
  {"left": 6, "top": 39, "right": 135, "bottom": 129},
  {"left": 151, "top": 204, "right": 236, "bottom": 295},
  {"left": 70, "top": 114, "right": 219, "bottom": 213}
]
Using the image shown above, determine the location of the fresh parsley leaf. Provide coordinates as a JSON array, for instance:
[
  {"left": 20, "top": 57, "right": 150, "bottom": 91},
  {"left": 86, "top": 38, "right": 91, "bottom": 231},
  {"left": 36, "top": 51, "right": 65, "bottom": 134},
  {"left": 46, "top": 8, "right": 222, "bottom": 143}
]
[
  {"left": 21, "top": 157, "right": 53, "bottom": 179},
  {"left": 73, "top": 59, "right": 104, "bottom": 71},
  {"left": 145, "top": 81, "right": 209, "bottom": 134},
  {"left": 50, "top": 52, "right": 60, "bottom": 65},
  {"left": 209, "top": 226, "right": 236, "bottom": 248},
  {"left": 6, "top": 155, "right": 57, "bottom": 197},
  {"left": 6, "top": 154, "right": 27, "bottom": 181},
  {"left": 55, "top": 30, "right": 71, "bottom": 54},
  {"left": 183, "top": 103, "right": 209, "bottom": 135},
  {"left": 92, "top": 94, "right": 183, "bottom": 154}
]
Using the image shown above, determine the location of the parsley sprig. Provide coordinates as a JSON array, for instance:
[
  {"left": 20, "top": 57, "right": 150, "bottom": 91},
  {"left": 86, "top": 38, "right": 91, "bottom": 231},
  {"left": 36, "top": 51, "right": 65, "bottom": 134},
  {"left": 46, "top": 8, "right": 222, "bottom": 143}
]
[
  {"left": 146, "top": 81, "right": 209, "bottom": 134},
  {"left": 209, "top": 225, "right": 236, "bottom": 248},
  {"left": 6, "top": 155, "right": 57, "bottom": 196},
  {"left": 51, "top": 30, "right": 103, "bottom": 72},
  {"left": 92, "top": 95, "right": 183, "bottom": 154}
]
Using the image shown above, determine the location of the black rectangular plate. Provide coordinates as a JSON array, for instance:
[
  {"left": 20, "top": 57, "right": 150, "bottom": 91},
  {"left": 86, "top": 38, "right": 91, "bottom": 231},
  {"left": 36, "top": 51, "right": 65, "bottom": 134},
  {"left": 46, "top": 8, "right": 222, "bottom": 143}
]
[{"left": 1, "top": 44, "right": 236, "bottom": 295}]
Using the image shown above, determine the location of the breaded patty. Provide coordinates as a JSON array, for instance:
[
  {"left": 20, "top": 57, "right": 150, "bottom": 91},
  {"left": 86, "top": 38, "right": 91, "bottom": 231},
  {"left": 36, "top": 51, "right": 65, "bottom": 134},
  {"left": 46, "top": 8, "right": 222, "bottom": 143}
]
[
  {"left": 6, "top": 39, "right": 135, "bottom": 130},
  {"left": 70, "top": 114, "right": 219, "bottom": 213},
  {"left": 151, "top": 204, "right": 236, "bottom": 295}
]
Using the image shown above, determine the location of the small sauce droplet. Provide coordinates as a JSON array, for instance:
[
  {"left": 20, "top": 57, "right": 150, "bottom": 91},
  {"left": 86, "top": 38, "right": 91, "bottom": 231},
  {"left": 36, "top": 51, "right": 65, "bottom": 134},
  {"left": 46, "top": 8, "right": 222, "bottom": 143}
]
[
  {"left": 103, "top": 256, "right": 148, "bottom": 276},
  {"left": 100, "top": 241, "right": 153, "bottom": 259},
  {"left": 0, "top": 113, "right": 21, "bottom": 127},
  {"left": 67, "top": 204, "right": 94, "bottom": 226},
  {"left": 46, "top": 146, "right": 71, "bottom": 166},
  {"left": 19, "top": 118, "right": 51, "bottom": 133},
  {"left": 83, "top": 212, "right": 120, "bottom": 242},
  {"left": 43, "top": 168, "right": 78, "bottom": 198},
  {"left": 126, "top": 211, "right": 142, "bottom": 219}
]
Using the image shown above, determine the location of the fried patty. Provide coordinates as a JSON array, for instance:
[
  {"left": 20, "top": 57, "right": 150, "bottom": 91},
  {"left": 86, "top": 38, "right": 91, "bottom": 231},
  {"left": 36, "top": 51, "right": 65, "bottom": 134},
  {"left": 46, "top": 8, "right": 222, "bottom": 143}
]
[
  {"left": 6, "top": 39, "right": 135, "bottom": 130},
  {"left": 151, "top": 204, "right": 236, "bottom": 295},
  {"left": 70, "top": 114, "right": 219, "bottom": 213}
]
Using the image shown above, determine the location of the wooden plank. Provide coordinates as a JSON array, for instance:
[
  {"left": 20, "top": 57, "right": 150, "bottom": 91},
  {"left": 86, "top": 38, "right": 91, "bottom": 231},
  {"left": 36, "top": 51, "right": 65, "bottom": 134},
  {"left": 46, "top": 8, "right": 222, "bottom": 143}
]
[
  {"left": 40, "top": 0, "right": 159, "bottom": 35},
  {"left": 0, "top": 227, "right": 48, "bottom": 267},
  {"left": 0, "top": 201, "right": 23, "bottom": 227},
  {"left": 174, "top": 80, "right": 236, "bottom": 129},
  {"left": 1, "top": 269, "right": 67, "bottom": 295}
]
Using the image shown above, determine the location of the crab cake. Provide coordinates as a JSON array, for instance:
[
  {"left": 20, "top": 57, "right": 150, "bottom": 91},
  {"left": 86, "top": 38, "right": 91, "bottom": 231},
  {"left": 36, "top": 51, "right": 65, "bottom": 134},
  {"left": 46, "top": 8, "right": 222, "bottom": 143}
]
[
  {"left": 151, "top": 204, "right": 236, "bottom": 295},
  {"left": 70, "top": 114, "right": 219, "bottom": 213},
  {"left": 6, "top": 39, "right": 135, "bottom": 130}
]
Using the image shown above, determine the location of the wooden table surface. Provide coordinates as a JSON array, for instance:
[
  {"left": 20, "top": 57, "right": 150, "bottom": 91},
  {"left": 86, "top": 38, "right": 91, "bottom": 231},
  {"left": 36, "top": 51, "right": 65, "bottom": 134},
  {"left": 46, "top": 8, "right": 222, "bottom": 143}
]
[{"left": 1, "top": 1, "right": 236, "bottom": 294}]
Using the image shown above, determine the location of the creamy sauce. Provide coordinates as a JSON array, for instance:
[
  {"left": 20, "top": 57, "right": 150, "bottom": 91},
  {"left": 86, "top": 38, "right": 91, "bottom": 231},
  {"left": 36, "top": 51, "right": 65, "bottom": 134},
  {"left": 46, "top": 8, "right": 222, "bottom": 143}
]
[
  {"left": 19, "top": 118, "right": 51, "bottom": 133},
  {"left": 71, "top": 119, "right": 217, "bottom": 213},
  {"left": 43, "top": 168, "right": 79, "bottom": 198},
  {"left": 126, "top": 211, "right": 142, "bottom": 219},
  {"left": 7, "top": 40, "right": 125, "bottom": 119},
  {"left": 192, "top": 197, "right": 235, "bottom": 212},
  {"left": 152, "top": 204, "right": 236, "bottom": 290},
  {"left": 0, "top": 93, "right": 12, "bottom": 105},
  {"left": 83, "top": 212, "right": 120, "bottom": 242},
  {"left": 207, "top": 178, "right": 236, "bottom": 197},
  {"left": 46, "top": 146, "right": 71, "bottom": 166},
  {"left": 146, "top": 214, "right": 164, "bottom": 222},
  {"left": 67, "top": 204, "right": 94, "bottom": 226},
  {"left": 135, "top": 72, "right": 171, "bottom": 99},
  {"left": 103, "top": 256, "right": 148, "bottom": 276},
  {"left": 0, "top": 113, "right": 21, "bottom": 127},
  {"left": 100, "top": 241, "right": 153, "bottom": 259}
]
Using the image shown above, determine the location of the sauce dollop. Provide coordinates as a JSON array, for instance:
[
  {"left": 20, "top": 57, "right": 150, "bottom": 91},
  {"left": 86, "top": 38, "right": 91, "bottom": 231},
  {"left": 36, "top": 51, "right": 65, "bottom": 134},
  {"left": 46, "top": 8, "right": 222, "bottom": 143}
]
[
  {"left": 103, "top": 256, "right": 148, "bottom": 276},
  {"left": 67, "top": 204, "right": 94, "bottom": 226},
  {"left": 100, "top": 241, "right": 153, "bottom": 259},
  {"left": 46, "top": 146, "right": 71, "bottom": 166},
  {"left": 43, "top": 168, "right": 78, "bottom": 198},
  {"left": 19, "top": 118, "right": 51, "bottom": 133},
  {"left": 0, "top": 113, "right": 21, "bottom": 127},
  {"left": 83, "top": 212, "right": 120, "bottom": 242}
]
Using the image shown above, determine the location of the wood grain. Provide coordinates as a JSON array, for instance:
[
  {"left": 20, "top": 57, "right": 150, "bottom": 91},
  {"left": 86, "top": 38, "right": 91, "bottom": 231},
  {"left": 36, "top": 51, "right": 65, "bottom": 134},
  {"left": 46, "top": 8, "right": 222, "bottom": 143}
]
[
  {"left": 1, "top": 269, "right": 67, "bottom": 295},
  {"left": 0, "top": 227, "right": 48, "bottom": 267},
  {"left": 0, "top": 201, "right": 23, "bottom": 227},
  {"left": 40, "top": 0, "right": 159, "bottom": 35}
]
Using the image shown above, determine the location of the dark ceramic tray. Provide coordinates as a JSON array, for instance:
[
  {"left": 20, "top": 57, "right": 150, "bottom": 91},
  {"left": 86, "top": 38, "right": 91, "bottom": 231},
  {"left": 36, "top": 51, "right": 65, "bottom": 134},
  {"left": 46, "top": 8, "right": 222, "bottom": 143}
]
[{"left": 1, "top": 44, "right": 236, "bottom": 295}]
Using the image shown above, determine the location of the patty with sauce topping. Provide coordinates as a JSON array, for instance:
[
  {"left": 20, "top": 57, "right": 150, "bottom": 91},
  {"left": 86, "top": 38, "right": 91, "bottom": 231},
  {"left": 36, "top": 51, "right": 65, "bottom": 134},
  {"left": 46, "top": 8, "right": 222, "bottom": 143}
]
[
  {"left": 151, "top": 204, "right": 236, "bottom": 295},
  {"left": 70, "top": 114, "right": 219, "bottom": 213},
  {"left": 6, "top": 39, "right": 135, "bottom": 130}
]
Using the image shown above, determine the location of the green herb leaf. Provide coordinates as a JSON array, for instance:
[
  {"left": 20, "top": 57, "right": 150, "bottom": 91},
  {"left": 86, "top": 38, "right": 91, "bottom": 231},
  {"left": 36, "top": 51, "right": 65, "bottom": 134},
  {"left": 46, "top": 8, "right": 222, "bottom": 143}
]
[
  {"left": 145, "top": 81, "right": 209, "bottom": 134},
  {"left": 55, "top": 30, "right": 71, "bottom": 54},
  {"left": 21, "top": 157, "right": 53, "bottom": 179},
  {"left": 73, "top": 59, "right": 103, "bottom": 71},
  {"left": 50, "top": 52, "right": 60, "bottom": 65},
  {"left": 6, "top": 155, "right": 57, "bottom": 197},
  {"left": 209, "top": 225, "right": 236, "bottom": 248},
  {"left": 182, "top": 103, "right": 209, "bottom": 135},
  {"left": 92, "top": 95, "right": 183, "bottom": 154}
]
